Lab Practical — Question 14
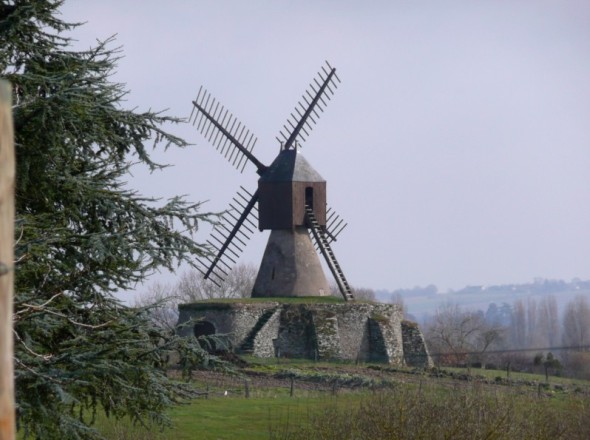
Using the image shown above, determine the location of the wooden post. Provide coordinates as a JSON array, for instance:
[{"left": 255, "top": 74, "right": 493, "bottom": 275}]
[{"left": 0, "top": 80, "right": 15, "bottom": 439}]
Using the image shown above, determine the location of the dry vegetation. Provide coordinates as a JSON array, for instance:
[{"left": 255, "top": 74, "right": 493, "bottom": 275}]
[
  {"left": 94, "top": 360, "right": 590, "bottom": 440},
  {"left": 272, "top": 384, "right": 590, "bottom": 440}
]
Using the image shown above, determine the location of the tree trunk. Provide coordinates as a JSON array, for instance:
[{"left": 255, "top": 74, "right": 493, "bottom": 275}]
[{"left": 0, "top": 80, "right": 15, "bottom": 439}]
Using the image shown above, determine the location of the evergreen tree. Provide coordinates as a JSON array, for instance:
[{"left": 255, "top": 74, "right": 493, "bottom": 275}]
[{"left": 1, "top": 1, "right": 218, "bottom": 438}]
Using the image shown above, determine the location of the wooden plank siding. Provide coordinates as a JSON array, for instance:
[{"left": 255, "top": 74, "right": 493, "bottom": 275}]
[
  {"left": 258, "top": 181, "right": 326, "bottom": 230},
  {"left": 293, "top": 181, "right": 326, "bottom": 226}
]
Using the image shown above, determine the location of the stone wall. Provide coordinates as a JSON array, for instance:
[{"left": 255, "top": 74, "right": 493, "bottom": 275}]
[
  {"left": 252, "top": 308, "right": 281, "bottom": 357},
  {"left": 401, "top": 320, "right": 433, "bottom": 368},
  {"left": 177, "top": 302, "right": 279, "bottom": 351},
  {"left": 177, "top": 301, "right": 432, "bottom": 367}
]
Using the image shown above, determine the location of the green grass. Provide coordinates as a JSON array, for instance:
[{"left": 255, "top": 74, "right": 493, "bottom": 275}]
[
  {"left": 444, "top": 365, "right": 586, "bottom": 386},
  {"left": 181, "top": 296, "right": 366, "bottom": 306},
  {"left": 95, "top": 376, "right": 590, "bottom": 440},
  {"left": 241, "top": 355, "right": 369, "bottom": 369},
  {"left": 22, "top": 360, "right": 590, "bottom": 439},
  {"left": 96, "top": 394, "right": 365, "bottom": 440}
]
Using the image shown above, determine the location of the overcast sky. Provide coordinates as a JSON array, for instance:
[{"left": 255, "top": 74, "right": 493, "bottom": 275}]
[{"left": 60, "top": 1, "right": 590, "bottom": 294}]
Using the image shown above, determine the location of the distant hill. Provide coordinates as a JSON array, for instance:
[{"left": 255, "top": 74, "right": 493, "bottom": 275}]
[{"left": 376, "top": 278, "right": 590, "bottom": 323}]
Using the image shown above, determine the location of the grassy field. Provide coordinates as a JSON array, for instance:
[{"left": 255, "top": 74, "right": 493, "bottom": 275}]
[
  {"left": 92, "top": 360, "right": 590, "bottom": 439},
  {"left": 96, "top": 394, "right": 367, "bottom": 440},
  {"left": 183, "top": 296, "right": 348, "bottom": 305}
]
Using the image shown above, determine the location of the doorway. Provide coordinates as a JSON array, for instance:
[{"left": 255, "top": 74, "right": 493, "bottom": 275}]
[
  {"left": 193, "top": 320, "right": 217, "bottom": 351},
  {"left": 305, "top": 186, "right": 314, "bottom": 209}
]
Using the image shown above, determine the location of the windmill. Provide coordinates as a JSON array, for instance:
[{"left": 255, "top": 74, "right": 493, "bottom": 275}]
[{"left": 190, "top": 62, "right": 353, "bottom": 301}]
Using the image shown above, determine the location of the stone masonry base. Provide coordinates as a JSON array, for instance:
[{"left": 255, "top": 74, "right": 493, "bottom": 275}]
[{"left": 177, "top": 301, "right": 432, "bottom": 367}]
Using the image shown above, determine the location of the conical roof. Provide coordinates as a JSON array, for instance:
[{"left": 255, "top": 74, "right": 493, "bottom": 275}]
[{"left": 259, "top": 149, "right": 325, "bottom": 183}]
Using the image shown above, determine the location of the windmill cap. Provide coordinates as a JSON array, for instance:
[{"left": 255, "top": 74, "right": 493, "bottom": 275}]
[{"left": 259, "top": 149, "right": 325, "bottom": 183}]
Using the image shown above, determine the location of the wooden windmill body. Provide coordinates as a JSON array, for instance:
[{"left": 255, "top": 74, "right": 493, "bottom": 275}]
[
  {"left": 190, "top": 62, "right": 353, "bottom": 300},
  {"left": 254, "top": 147, "right": 330, "bottom": 297}
]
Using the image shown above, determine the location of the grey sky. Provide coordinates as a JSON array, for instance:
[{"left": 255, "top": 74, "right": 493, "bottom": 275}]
[{"left": 60, "top": 1, "right": 590, "bottom": 293}]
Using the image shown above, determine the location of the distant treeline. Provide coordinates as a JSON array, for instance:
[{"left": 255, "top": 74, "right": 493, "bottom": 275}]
[
  {"left": 378, "top": 278, "right": 590, "bottom": 299},
  {"left": 420, "top": 293, "right": 590, "bottom": 380}
]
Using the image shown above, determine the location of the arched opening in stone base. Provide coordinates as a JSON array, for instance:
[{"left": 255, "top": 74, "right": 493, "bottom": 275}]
[{"left": 193, "top": 320, "right": 216, "bottom": 351}]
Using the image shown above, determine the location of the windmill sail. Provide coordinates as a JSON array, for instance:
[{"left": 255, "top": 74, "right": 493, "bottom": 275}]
[
  {"left": 190, "top": 87, "right": 266, "bottom": 174},
  {"left": 308, "top": 206, "right": 348, "bottom": 250},
  {"left": 325, "top": 206, "right": 347, "bottom": 243},
  {"left": 197, "top": 187, "right": 259, "bottom": 286},
  {"left": 191, "top": 62, "right": 353, "bottom": 299},
  {"left": 276, "top": 61, "right": 341, "bottom": 149}
]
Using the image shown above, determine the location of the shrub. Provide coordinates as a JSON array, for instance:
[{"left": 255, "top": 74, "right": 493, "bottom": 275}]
[{"left": 274, "top": 384, "right": 590, "bottom": 440}]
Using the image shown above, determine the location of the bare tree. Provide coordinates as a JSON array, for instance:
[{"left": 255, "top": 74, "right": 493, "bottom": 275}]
[
  {"left": 511, "top": 299, "right": 527, "bottom": 349},
  {"left": 509, "top": 296, "right": 559, "bottom": 350},
  {"left": 526, "top": 297, "right": 539, "bottom": 348},
  {"left": 562, "top": 295, "right": 590, "bottom": 351},
  {"left": 133, "top": 281, "right": 179, "bottom": 330},
  {"left": 330, "top": 283, "right": 376, "bottom": 301},
  {"left": 388, "top": 292, "right": 419, "bottom": 321},
  {"left": 425, "top": 303, "right": 504, "bottom": 367},
  {"left": 537, "top": 295, "right": 560, "bottom": 348},
  {"left": 135, "top": 263, "right": 259, "bottom": 328},
  {"left": 175, "top": 270, "right": 208, "bottom": 301},
  {"left": 176, "top": 263, "right": 257, "bottom": 301},
  {"left": 353, "top": 287, "right": 376, "bottom": 301},
  {"left": 389, "top": 292, "right": 408, "bottom": 318}
]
